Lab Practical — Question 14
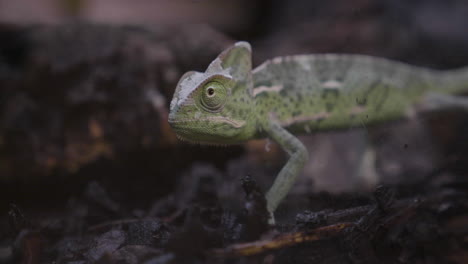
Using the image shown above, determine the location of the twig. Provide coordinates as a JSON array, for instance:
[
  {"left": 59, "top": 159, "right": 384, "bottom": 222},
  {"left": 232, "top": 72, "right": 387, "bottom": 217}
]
[{"left": 211, "top": 222, "right": 353, "bottom": 257}]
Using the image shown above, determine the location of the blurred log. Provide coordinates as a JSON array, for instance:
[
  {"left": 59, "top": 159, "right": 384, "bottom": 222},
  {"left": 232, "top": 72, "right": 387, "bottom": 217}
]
[{"left": 0, "top": 23, "right": 231, "bottom": 178}]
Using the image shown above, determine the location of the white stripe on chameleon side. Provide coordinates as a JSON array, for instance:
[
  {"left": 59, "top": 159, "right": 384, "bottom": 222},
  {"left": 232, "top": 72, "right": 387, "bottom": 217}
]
[
  {"left": 252, "top": 85, "right": 284, "bottom": 97},
  {"left": 322, "top": 80, "right": 343, "bottom": 89}
]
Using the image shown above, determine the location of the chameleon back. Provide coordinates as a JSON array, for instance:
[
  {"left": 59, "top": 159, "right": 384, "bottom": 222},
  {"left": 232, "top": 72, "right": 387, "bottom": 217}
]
[{"left": 251, "top": 54, "right": 466, "bottom": 134}]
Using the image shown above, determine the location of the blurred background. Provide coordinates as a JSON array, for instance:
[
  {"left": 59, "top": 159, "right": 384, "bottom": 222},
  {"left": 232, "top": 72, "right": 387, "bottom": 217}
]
[{"left": 0, "top": 0, "right": 467, "bottom": 263}]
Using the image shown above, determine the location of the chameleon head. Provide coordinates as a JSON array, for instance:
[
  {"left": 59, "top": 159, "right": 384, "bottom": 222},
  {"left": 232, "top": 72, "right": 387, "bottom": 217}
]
[{"left": 168, "top": 42, "right": 257, "bottom": 144}]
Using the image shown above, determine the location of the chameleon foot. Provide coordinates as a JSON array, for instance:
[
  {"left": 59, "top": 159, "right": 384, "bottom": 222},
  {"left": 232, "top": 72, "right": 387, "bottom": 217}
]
[
  {"left": 267, "top": 211, "right": 276, "bottom": 225},
  {"left": 356, "top": 144, "right": 379, "bottom": 190}
]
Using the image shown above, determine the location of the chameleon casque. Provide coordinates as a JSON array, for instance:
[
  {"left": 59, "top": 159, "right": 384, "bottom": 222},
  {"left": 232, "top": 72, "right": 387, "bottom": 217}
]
[{"left": 168, "top": 41, "right": 468, "bottom": 223}]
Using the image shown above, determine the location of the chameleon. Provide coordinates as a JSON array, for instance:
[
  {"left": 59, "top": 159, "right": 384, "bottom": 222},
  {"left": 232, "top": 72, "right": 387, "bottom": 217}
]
[{"left": 168, "top": 41, "right": 468, "bottom": 223}]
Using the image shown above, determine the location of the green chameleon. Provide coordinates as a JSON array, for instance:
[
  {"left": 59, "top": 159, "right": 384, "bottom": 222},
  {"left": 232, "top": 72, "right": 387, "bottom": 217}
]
[{"left": 168, "top": 41, "right": 468, "bottom": 223}]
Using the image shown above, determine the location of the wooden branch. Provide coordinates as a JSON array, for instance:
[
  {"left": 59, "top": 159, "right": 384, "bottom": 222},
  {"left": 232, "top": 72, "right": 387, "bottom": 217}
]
[{"left": 211, "top": 222, "right": 353, "bottom": 257}]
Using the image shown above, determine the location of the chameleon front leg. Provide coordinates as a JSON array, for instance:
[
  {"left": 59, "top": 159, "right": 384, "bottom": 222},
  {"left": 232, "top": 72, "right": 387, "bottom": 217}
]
[{"left": 264, "top": 120, "right": 309, "bottom": 224}]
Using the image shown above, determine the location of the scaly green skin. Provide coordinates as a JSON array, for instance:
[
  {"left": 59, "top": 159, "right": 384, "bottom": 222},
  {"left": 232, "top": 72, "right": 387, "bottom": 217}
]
[{"left": 168, "top": 41, "right": 468, "bottom": 223}]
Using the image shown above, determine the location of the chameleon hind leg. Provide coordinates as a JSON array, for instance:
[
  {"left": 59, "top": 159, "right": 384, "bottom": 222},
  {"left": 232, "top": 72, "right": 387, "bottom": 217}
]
[
  {"left": 354, "top": 139, "right": 379, "bottom": 191},
  {"left": 264, "top": 121, "right": 309, "bottom": 225}
]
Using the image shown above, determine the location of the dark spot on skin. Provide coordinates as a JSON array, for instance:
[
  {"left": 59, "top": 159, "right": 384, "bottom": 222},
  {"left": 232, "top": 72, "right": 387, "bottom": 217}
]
[
  {"left": 325, "top": 103, "right": 334, "bottom": 112},
  {"left": 356, "top": 97, "right": 367, "bottom": 106},
  {"left": 403, "top": 143, "right": 408, "bottom": 149},
  {"left": 316, "top": 117, "right": 326, "bottom": 123},
  {"left": 292, "top": 111, "right": 301, "bottom": 116},
  {"left": 375, "top": 85, "right": 390, "bottom": 112},
  {"left": 255, "top": 80, "right": 273, "bottom": 87},
  {"left": 321, "top": 89, "right": 340, "bottom": 99},
  {"left": 362, "top": 80, "right": 380, "bottom": 100}
]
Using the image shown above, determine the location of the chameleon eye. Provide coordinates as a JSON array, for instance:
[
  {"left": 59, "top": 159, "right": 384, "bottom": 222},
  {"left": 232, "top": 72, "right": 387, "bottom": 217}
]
[
  {"left": 207, "top": 87, "right": 215, "bottom": 97},
  {"left": 200, "top": 81, "right": 228, "bottom": 112}
]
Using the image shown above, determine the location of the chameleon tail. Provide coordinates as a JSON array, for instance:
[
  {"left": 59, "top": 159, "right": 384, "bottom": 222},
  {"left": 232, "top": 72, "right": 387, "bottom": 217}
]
[
  {"left": 420, "top": 67, "right": 468, "bottom": 112},
  {"left": 438, "top": 67, "right": 468, "bottom": 94}
]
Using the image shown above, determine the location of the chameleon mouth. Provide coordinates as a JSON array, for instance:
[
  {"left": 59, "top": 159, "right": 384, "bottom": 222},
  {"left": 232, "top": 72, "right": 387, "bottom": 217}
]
[
  {"left": 173, "top": 132, "right": 227, "bottom": 146},
  {"left": 169, "top": 124, "right": 229, "bottom": 145},
  {"left": 168, "top": 116, "right": 246, "bottom": 129},
  {"left": 168, "top": 116, "right": 247, "bottom": 145},
  {"left": 167, "top": 121, "right": 197, "bottom": 142},
  {"left": 168, "top": 117, "right": 209, "bottom": 143}
]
